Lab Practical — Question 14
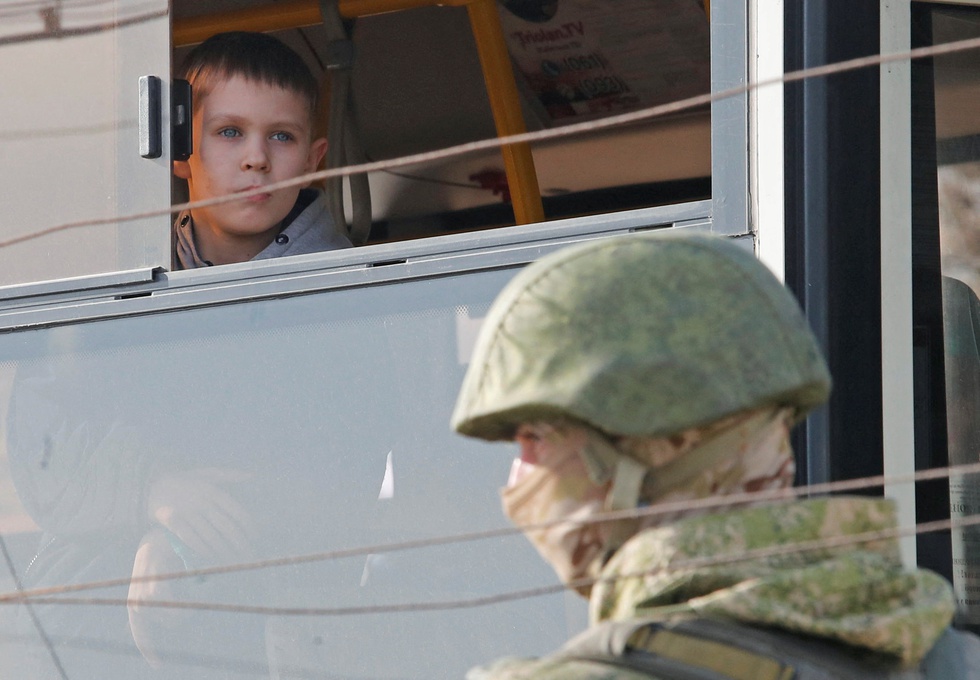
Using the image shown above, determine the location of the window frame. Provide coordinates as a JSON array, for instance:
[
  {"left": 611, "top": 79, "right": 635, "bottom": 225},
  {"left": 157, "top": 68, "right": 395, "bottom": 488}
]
[
  {"left": 880, "top": 0, "right": 980, "bottom": 569},
  {"left": 0, "top": 2, "right": 173, "bottom": 290},
  {"left": 0, "top": 200, "right": 713, "bottom": 331},
  {"left": 0, "top": 0, "right": 755, "bottom": 327}
]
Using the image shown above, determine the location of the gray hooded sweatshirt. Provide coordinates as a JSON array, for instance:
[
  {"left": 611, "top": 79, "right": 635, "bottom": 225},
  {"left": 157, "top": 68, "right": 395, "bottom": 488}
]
[{"left": 172, "top": 189, "right": 352, "bottom": 270}]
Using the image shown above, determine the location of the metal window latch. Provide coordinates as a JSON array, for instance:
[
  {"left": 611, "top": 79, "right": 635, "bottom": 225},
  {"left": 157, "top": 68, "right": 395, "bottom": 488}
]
[
  {"left": 139, "top": 77, "right": 193, "bottom": 160},
  {"left": 139, "top": 75, "right": 162, "bottom": 159}
]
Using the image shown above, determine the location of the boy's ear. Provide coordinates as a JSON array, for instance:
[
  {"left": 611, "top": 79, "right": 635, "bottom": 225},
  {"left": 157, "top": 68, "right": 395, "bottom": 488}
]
[
  {"left": 173, "top": 160, "right": 191, "bottom": 180},
  {"left": 305, "top": 137, "right": 329, "bottom": 180}
]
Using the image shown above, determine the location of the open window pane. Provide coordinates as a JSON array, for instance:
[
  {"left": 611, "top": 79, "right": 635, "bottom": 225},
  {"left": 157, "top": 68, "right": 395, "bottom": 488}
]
[{"left": 172, "top": 0, "right": 711, "bottom": 244}]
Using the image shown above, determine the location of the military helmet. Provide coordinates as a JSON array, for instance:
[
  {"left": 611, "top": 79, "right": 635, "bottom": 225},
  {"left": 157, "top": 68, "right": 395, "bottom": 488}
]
[{"left": 451, "top": 231, "right": 831, "bottom": 441}]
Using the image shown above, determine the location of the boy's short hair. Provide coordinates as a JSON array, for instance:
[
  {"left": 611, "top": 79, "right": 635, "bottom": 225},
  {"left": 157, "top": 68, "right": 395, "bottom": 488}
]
[{"left": 179, "top": 31, "right": 320, "bottom": 119}]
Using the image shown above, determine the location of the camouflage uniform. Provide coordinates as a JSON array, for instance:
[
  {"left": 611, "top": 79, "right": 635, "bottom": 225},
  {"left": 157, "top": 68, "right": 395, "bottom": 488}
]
[
  {"left": 452, "top": 233, "right": 980, "bottom": 679},
  {"left": 469, "top": 497, "right": 980, "bottom": 679}
]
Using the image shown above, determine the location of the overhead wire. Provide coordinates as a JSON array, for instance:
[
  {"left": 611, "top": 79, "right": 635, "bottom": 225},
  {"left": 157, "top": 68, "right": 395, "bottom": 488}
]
[
  {"left": 2, "top": 460, "right": 980, "bottom": 608},
  {"left": 3, "top": 33, "right": 980, "bottom": 250},
  {"left": 16, "top": 503, "right": 980, "bottom": 619},
  {"left": 0, "top": 5, "right": 169, "bottom": 47},
  {"left": 0, "top": 0, "right": 120, "bottom": 11},
  {"left": 3, "top": 481, "right": 971, "bottom": 675},
  {"left": 0, "top": 0, "right": 119, "bottom": 19}
]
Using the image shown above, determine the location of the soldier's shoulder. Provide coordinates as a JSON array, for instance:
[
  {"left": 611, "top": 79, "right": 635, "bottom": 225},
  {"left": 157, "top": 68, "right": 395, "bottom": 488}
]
[{"left": 466, "top": 655, "right": 655, "bottom": 680}]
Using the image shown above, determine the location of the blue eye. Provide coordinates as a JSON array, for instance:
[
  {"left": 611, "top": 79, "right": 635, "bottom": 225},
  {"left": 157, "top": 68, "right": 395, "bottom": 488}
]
[
  {"left": 271, "top": 132, "right": 294, "bottom": 142},
  {"left": 217, "top": 128, "right": 240, "bottom": 138}
]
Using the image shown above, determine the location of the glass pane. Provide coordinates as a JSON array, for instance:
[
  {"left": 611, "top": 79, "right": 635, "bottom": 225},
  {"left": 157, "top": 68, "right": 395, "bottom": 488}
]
[
  {"left": 0, "top": 267, "right": 586, "bottom": 678},
  {"left": 931, "top": 5, "right": 980, "bottom": 626},
  {"left": 0, "top": 1, "right": 171, "bottom": 289}
]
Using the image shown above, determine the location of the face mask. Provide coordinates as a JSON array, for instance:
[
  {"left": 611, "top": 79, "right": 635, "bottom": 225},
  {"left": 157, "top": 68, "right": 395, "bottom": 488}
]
[
  {"left": 501, "top": 409, "right": 795, "bottom": 598},
  {"left": 500, "top": 436, "right": 612, "bottom": 595}
]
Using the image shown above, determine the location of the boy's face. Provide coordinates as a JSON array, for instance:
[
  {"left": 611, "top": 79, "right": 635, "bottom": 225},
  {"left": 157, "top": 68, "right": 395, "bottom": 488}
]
[{"left": 173, "top": 75, "right": 327, "bottom": 260}]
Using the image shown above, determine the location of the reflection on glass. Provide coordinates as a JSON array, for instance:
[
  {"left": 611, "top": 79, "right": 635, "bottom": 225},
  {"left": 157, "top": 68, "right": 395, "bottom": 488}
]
[
  {"left": 934, "top": 6, "right": 980, "bottom": 626},
  {"left": 0, "top": 268, "right": 586, "bottom": 678}
]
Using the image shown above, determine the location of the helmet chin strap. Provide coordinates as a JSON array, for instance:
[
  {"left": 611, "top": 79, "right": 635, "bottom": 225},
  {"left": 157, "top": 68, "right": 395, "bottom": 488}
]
[
  {"left": 606, "top": 455, "right": 647, "bottom": 512},
  {"left": 577, "top": 429, "right": 620, "bottom": 484},
  {"left": 571, "top": 409, "right": 788, "bottom": 577},
  {"left": 574, "top": 427, "right": 648, "bottom": 512},
  {"left": 577, "top": 431, "right": 648, "bottom": 565}
]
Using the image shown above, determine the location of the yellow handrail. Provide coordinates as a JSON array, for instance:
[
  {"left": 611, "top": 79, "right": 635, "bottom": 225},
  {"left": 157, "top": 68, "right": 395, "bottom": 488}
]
[
  {"left": 465, "top": 0, "right": 542, "bottom": 223},
  {"left": 174, "top": 0, "right": 469, "bottom": 46},
  {"left": 173, "top": 0, "right": 544, "bottom": 225}
]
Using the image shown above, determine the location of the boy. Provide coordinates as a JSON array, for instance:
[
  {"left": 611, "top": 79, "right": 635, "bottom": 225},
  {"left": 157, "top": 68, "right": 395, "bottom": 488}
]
[{"left": 172, "top": 31, "right": 352, "bottom": 269}]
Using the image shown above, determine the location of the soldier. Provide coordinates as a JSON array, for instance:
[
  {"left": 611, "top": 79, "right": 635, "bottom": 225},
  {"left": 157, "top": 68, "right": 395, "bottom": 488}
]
[{"left": 451, "top": 232, "right": 980, "bottom": 678}]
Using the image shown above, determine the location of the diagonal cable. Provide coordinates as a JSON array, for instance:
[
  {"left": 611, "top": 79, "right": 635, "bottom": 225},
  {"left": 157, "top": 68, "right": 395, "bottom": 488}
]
[{"left": 0, "top": 533, "right": 69, "bottom": 679}]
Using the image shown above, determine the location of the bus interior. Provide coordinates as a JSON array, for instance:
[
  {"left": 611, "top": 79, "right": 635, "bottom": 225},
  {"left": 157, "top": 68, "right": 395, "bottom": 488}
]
[{"left": 170, "top": 0, "right": 712, "bottom": 243}]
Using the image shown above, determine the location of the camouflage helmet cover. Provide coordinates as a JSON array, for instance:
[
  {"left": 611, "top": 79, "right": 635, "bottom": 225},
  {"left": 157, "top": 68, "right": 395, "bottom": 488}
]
[{"left": 451, "top": 232, "right": 831, "bottom": 441}]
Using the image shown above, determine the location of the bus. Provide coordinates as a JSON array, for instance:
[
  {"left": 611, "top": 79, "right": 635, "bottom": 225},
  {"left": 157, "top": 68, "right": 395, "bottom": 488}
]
[{"left": 0, "top": 0, "right": 977, "bottom": 677}]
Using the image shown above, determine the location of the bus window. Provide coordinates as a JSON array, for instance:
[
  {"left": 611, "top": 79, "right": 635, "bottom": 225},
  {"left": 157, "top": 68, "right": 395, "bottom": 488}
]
[
  {"left": 918, "top": 2, "right": 980, "bottom": 626},
  {"left": 171, "top": 0, "right": 711, "bottom": 247},
  {"left": 0, "top": 2, "right": 712, "bottom": 287},
  {"left": 0, "top": 1, "right": 171, "bottom": 289}
]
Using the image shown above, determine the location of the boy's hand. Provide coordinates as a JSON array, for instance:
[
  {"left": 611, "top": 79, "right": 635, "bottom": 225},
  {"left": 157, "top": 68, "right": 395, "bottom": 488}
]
[{"left": 146, "top": 468, "right": 255, "bottom": 564}]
